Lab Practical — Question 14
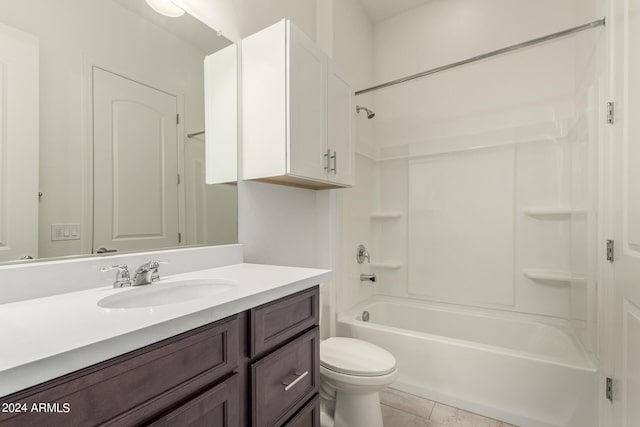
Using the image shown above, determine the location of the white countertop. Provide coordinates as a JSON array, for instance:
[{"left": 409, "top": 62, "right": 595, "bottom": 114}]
[{"left": 0, "top": 263, "right": 331, "bottom": 397}]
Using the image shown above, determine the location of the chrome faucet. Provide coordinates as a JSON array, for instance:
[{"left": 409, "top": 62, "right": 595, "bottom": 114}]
[
  {"left": 100, "top": 264, "right": 133, "bottom": 288},
  {"left": 132, "top": 260, "right": 168, "bottom": 286}
]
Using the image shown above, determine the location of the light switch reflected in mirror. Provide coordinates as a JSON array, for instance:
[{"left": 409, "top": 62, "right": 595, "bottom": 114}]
[{"left": 0, "top": 0, "right": 238, "bottom": 265}]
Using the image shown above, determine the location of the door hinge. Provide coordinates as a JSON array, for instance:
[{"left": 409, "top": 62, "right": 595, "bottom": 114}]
[
  {"left": 176, "top": 114, "right": 180, "bottom": 125},
  {"left": 607, "top": 102, "right": 615, "bottom": 124},
  {"left": 177, "top": 173, "right": 181, "bottom": 185},
  {"left": 178, "top": 232, "right": 182, "bottom": 244},
  {"left": 606, "top": 240, "right": 615, "bottom": 263},
  {"left": 606, "top": 377, "right": 614, "bottom": 402}
]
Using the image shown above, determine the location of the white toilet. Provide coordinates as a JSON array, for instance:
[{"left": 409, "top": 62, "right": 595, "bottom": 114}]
[{"left": 319, "top": 337, "right": 398, "bottom": 427}]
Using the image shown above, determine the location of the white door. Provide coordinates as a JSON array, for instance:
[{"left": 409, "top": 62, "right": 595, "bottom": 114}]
[
  {"left": 609, "top": 0, "right": 640, "bottom": 424},
  {"left": 0, "top": 24, "right": 38, "bottom": 262},
  {"left": 93, "top": 67, "right": 179, "bottom": 254},
  {"left": 287, "top": 22, "right": 328, "bottom": 181},
  {"left": 327, "top": 63, "right": 354, "bottom": 186}
]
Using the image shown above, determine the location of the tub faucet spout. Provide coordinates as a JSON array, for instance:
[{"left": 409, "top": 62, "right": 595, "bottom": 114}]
[{"left": 360, "top": 273, "right": 376, "bottom": 283}]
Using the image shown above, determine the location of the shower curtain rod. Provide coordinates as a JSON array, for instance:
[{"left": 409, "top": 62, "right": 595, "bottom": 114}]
[{"left": 355, "top": 18, "right": 606, "bottom": 96}]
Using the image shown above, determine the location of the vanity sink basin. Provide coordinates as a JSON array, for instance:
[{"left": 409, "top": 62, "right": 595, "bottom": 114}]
[{"left": 97, "top": 279, "right": 235, "bottom": 309}]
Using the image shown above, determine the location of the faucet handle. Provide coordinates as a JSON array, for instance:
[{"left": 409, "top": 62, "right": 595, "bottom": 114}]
[
  {"left": 133, "top": 260, "right": 168, "bottom": 285},
  {"left": 100, "top": 264, "right": 132, "bottom": 288},
  {"left": 356, "top": 244, "right": 370, "bottom": 264},
  {"left": 137, "top": 260, "right": 168, "bottom": 271},
  {"left": 149, "top": 261, "right": 168, "bottom": 282}
]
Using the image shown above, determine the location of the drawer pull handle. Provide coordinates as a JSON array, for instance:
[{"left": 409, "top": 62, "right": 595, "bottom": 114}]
[{"left": 282, "top": 370, "right": 309, "bottom": 392}]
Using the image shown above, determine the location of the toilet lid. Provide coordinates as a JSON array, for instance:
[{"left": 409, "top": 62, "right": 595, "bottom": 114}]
[{"left": 320, "top": 337, "right": 397, "bottom": 377}]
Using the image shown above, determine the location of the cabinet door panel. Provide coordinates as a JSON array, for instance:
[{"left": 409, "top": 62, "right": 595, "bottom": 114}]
[
  {"left": 283, "top": 394, "right": 320, "bottom": 427},
  {"left": 327, "top": 63, "right": 353, "bottom": 186},
  {"left": 147, "top": 373, "right": 239, "bottom": 427},
  {"left": 252, "top": 327, "right": 320, "bottom": 427},
  {"left": 250, "top": 286, "right": 319, "bottom": 357},
  {"left": 287, "top": 23, "right": 327, "bottom": 181}
]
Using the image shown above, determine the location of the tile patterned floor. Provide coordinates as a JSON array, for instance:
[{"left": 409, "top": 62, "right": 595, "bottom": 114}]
[{"left": 380, "top": 388, "right": 518, "bottom": 427}]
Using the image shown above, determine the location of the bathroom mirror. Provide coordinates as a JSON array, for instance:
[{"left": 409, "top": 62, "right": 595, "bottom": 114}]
[{"left": 0, "top": 0, "right": 238, "bottom": 264}]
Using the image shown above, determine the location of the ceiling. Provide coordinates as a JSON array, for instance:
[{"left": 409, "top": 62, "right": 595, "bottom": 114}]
[{"left": 357, "top": 0, "right": 432, "bottom": 23}]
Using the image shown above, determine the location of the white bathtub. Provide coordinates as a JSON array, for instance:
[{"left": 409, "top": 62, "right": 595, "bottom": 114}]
[{"left": 337, "top": 297, "right": 597, "bottom": 427}]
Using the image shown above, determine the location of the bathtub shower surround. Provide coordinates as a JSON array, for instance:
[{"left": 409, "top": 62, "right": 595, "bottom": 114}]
[
  {"left": 341, "top": 25, "right": 602, "bottom": 421},
  {"left": 338, "top": 298, "right": 597, "bottom": 427},
  {"left": 372, "top": 116, "right": 598, "bottom": 320},
  {"left": 341, "top": 115, "right": 600, "bottom": 427}
]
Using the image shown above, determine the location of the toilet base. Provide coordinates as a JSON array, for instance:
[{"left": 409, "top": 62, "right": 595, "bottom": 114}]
[
  {"left": 333, "top": 391, "right": 383, "bottom": 427},
  {"left": 320, "top": 410, "right": 334, "bottom": 427}
]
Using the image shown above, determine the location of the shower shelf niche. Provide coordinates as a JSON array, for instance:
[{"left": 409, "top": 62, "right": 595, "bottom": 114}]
[
  {"left": 370, "top": 211, "right": 403, "bottom": 220},
  {"left": 522, "top": 269, "right": 574, "bottom": 285},
  {"left": 522, "top": 206, "right": 587, "bottom": 218},
  {"left": 370, "top": 261, "right": 402, "bottom": 270}
]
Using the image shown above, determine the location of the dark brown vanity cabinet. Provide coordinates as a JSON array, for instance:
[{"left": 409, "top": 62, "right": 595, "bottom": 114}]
[{"left": 0, "top": 286, "right": 320, "bottom": 427}]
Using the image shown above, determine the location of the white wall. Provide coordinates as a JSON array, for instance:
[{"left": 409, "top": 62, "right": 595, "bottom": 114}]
[
  {"left": 370, "top": 0, "right": 585, "bottom": 147},
  {"left": 327, "top": 1, "right": 376, "bottom": 326},
  {"left": 238, "top": 182, "right": 322, "bottom": 267}
]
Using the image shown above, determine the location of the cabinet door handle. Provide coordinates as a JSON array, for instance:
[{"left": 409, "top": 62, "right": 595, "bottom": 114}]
[
  {"left": 324, "top": 149, "right": 331, "bottom": 171},
  {"left": 96, "top": 247, "right": 118, "bottom": 254},
  {"left": 330, "top": 151, "right": 337, "bottom": 174},
  {"left": 282, "top": 370, "right": 309, "bottom": 391}
]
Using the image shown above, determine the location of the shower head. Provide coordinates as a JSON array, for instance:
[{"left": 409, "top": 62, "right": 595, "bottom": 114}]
[{"left": 356, "top": 105, "right": 375, "bottom": 119}]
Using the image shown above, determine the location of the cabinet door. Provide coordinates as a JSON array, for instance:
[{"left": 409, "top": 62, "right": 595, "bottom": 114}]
[
  {"left": 252, "top": 328, "right": 319, "bottom": 427},
  {"left": 283, "top": 394, "right": 320, "bottom": 427},
  {"left": 327, "top": 63, "right": 354, "bottom": 186},
  {"left": 287, "top": 23, "right": 328, "bottom": 182},
  {"left": 147, "top": 374, "right": 239, "bottom": 427},
  {"left": 250, "top": 286, "right": 319, "bottom": 357}
]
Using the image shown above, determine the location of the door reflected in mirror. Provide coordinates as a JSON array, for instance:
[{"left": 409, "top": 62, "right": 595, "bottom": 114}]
[{"left": 0, "top": 0, "right": 238, "bottom": 264}]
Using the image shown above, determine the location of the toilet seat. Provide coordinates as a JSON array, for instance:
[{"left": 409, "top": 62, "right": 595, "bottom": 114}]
[{"left": 320, "top": 337, "right": 396, "bottom": 377}]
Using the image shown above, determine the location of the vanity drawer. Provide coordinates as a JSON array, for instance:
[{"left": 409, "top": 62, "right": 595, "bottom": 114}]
[
  {"left": 0, "top": 316, "right": 239, "bottom": 427},
  {"left": 283, "top": 394, "right": 320, "bottom": 427},
  {"left": 146, "top": 373, "right": 239, "bottom": 427},
  {"left": 250, "top": 286, "right": 319, "bottom": 357},
  {"left": 251, "top": 327, "right": 319, "bottom": 427}
]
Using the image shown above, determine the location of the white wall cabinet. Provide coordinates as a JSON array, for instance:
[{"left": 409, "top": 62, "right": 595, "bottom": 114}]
[{"left": 242, "top": 20, "right": 354, "bottom": 189}]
